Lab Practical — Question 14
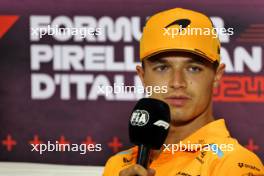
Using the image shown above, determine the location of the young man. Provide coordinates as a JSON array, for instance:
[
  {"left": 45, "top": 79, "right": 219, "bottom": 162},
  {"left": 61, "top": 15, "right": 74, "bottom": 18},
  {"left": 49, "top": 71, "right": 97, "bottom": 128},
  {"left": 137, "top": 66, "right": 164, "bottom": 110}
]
[{"left": 103, "top": 8, "right": 264, "bottom": 176}]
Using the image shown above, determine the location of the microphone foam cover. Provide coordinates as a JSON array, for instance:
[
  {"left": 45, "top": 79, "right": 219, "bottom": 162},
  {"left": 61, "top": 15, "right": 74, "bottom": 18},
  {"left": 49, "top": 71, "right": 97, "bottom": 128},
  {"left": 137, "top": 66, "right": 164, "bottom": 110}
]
[{"left": 129, "top": 98, "right": 171, "bottom": 149}]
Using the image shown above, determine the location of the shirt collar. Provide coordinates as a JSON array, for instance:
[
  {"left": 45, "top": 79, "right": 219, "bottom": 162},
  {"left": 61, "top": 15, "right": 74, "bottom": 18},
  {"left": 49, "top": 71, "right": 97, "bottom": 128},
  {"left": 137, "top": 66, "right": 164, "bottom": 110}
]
[
  {"left": 163, "top": 119, "right": 230, "bottom": 152},
  {"left": 131, "top": 119, "right": 230, "bottom": 156}
]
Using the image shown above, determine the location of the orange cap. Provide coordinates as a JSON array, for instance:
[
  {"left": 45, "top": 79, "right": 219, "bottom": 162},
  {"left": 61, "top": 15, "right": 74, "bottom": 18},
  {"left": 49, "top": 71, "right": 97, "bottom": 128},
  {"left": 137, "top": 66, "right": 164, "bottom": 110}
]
[{"left": 140, "top": 8, "right": 221, "bottom": 63}]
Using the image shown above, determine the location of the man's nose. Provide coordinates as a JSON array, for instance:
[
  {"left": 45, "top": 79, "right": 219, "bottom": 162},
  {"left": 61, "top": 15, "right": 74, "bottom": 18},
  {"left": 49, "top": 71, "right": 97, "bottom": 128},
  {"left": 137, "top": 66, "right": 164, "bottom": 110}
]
[{"left": 169, "top": 69, "right": 187, "bottom": 89}]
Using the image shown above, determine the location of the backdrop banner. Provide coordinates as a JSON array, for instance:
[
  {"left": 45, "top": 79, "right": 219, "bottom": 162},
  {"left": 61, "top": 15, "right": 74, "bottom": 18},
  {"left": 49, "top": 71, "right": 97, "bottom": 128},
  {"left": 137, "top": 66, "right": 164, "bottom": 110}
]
[{"left": 0, "top": 0, "right": 263, "bottom": 166}]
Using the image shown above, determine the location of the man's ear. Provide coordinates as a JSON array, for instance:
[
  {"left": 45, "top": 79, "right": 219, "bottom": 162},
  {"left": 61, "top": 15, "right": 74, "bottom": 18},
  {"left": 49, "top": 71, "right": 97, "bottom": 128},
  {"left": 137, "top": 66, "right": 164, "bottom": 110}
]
[
  {"left": 214, "top": 63, "right": 225, "bottom": 88},
  {"left": 136, "top": 65, "right": 145, "bottom": 87}
]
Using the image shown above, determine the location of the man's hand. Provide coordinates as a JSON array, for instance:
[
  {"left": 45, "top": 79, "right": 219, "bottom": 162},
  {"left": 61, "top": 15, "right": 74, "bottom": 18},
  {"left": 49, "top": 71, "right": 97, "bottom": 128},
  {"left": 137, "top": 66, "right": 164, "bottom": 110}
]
[{"left": 119, "top": 164, "right": 156, "bottom": 176}]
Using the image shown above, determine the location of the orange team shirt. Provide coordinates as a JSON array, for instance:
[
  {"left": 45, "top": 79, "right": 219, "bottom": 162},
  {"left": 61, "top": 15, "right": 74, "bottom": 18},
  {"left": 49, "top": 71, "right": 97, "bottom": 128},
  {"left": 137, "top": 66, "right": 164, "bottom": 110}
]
[{"left": 103, "top": 119, "right": 264, "bottom": 176}]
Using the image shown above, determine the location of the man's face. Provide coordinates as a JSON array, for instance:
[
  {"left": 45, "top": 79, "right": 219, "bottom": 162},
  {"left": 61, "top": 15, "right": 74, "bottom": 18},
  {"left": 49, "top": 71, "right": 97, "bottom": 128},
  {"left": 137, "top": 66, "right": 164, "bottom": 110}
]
[{"left": 136, "top": 52, "right": 225, "bottom": 125}]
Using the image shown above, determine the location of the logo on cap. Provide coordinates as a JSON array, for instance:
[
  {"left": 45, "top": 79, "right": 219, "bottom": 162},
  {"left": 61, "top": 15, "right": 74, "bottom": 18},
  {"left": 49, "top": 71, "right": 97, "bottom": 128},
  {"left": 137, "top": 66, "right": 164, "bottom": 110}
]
[
  {"left": 130, "top": 110, "right": 149, "bottom": 126},
  {"left": 165, "top": 18, "right": 191, "bottom": 29}
]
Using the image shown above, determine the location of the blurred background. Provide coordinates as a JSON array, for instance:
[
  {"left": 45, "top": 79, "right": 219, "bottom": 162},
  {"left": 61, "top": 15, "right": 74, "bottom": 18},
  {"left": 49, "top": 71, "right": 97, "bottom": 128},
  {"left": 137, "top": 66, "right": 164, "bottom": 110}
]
[{"left": 0, "top": 0, "right": 263, "bottom": 175}]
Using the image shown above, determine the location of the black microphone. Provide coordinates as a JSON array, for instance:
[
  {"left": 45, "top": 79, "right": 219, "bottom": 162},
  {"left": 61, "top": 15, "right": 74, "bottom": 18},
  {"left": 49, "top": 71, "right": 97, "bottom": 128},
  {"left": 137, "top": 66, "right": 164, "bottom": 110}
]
[{"left": 129, "top": 98, "right": 171, "bottom": 168}]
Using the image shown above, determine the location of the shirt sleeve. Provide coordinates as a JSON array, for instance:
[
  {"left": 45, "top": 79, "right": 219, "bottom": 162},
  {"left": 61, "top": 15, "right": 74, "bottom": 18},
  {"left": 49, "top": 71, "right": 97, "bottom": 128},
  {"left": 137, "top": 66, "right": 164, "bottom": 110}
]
[{"left": 102, "top": 156, "right": 116, "bottom": 176}]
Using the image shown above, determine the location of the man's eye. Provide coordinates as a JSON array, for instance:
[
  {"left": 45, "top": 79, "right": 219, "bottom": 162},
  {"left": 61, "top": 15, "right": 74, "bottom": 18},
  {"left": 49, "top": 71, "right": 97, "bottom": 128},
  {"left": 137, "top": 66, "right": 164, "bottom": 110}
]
[
  {"left": 187, "top": 66, "right": 202, "bottom": 73},
  {"left": 154, "top": 65, "right": 169, "bottom": 72}
]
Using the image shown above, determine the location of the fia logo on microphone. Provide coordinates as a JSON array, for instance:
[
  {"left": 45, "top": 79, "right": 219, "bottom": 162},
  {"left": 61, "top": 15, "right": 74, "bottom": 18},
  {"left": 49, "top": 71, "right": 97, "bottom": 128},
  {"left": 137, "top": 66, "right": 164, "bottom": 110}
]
[{"left": 130, "top": 110, "right": 149, "bottom": 126}]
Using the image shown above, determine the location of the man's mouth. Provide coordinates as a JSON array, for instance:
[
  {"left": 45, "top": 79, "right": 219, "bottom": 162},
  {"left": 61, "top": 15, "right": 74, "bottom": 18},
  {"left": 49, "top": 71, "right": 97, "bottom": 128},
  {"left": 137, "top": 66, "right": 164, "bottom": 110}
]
[{"left": 164, "top": 95, "right": 191, "bottom": 107}]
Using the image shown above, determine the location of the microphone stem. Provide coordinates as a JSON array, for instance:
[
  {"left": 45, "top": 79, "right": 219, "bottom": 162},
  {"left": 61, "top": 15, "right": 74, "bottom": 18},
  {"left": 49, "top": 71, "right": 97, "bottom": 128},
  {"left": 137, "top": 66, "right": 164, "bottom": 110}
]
[{"left": 136, "top": 144, "right": 151, "bottom": 169}]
